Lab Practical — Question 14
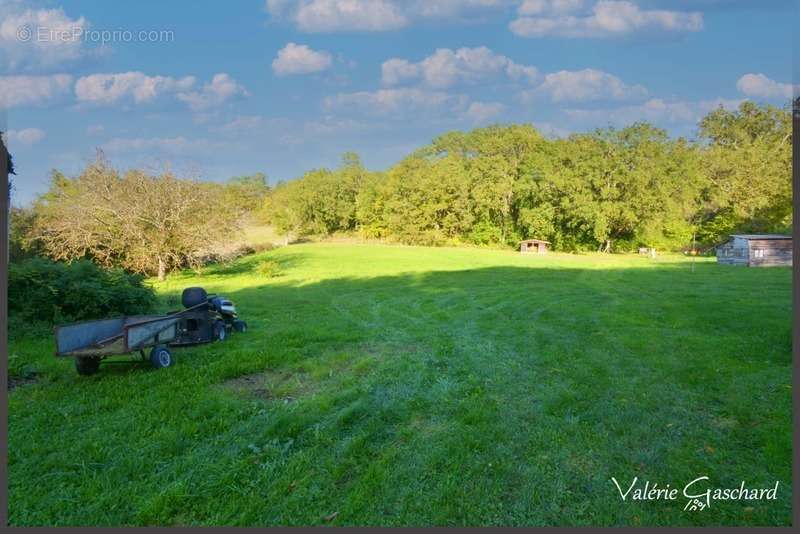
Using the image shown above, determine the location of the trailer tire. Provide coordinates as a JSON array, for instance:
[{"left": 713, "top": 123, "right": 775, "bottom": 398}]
[
  {"left": 149, "top": 346, "right": 173, "bottom": 369},
  {"left": 214, "top": 320, "right": 227, "bottom": 341},
  {"left": 182, "top": 287, "right": 208, "bottom": 309},
  {"left": 75, "top": 356, "right": 101, "bottom": 376},
  {"left": 233, "top": 320, "right": 247, "bottom": 333}
]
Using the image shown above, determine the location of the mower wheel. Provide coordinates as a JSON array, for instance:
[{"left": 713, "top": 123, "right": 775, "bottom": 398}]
[
  {"left": 233, "top": 320, "right": 247, "bottom": 333},
  {"left": 214, "top": 320, "right": 227, "bottom": 341},
  {"left": 149, "top": 346, "right": 173, "bottom": 369},
  {"left": 75, "top": 356, "right": 101, "bottom": 376}
]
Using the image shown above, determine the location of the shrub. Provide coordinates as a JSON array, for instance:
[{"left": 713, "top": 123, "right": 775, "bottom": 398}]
[
  {"left": 256, "top": 259, "right": 282, "bottom": 278},
  {"left": 8, "top": 258, "right": 156, "bottom": 325},
  {"left": 251, "top": 242, "right": 275, "bottom": 254}
]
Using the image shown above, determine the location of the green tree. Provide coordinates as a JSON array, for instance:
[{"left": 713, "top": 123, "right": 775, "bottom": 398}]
[{"left": 698, "top": 102, "right": 792, "bottom": 242}]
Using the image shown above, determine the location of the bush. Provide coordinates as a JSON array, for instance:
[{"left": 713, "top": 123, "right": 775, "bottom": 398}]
[
  {"left": 8, "top": 258, "right": 156, "bottom": 325},
  {"left": 251, "top": 242, "right": 275, "bottom": 254},
  {"left": 256, "top": 259, "right": 282, "bottom": 278}
]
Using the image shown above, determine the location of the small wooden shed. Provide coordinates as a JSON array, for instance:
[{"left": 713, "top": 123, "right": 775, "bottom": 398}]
[
  {"left": 520, "top": 238, "right": 549, "bottom": 254},
  {"left": 715, "top": 234, "right": 792, "bottom": 267}
]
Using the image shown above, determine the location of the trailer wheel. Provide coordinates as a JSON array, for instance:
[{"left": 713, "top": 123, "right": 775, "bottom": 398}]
[
  {"left": 214, "top": 320, "right": 227, "bottom": 341},
  {"left": 149, "top": 346, "right": 173, "bottom": 369},
  {"left": 75, "top": 356, "right": 101, "bottom": 376},
  {"left": 233, "top": 320, "right": 247, "bottom": 333}
]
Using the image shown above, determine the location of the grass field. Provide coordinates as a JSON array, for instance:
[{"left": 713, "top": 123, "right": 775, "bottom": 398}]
[{"left": 7, "top": 244, "right": 792, "bottom": 526}]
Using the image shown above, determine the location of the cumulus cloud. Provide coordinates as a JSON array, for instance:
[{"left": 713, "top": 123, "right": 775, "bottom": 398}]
[
  {"left": 510, "top": 0, "right": 703, "bottom": 38},
  {"left": 518, "top": 0, "right": 584, "bottom": 16},
  {"left": 272, "top": 42, "right": 333, "bottom": 75},
  {"left": 404, "top": 0, "right": 514, "bottom": 19},
  {"left": 2, "top": 127, "right": 45, "bottom": 146},
  {"left": 736, "top": 73, "right": 796, "bottom": 100},
  {"left": 267, "top": 0, "right": 407, "bottom": 32},
  {"left": 266, "top": 0, "right": 514, "bottom": 32},
  {"left": 465, "top": 101, "right": 506, "bottom": 122},
  {"left": 0, "top": 7, "right": 91, "bottom": 71},
  {"left": 73, "top": 72, "right": 246, "bottom": 110},
  {"left": 176, "top": 73, "right": 249, "bottom": 111},
  {"left": 323, "top": 87, "right": 468, "bottom": 116},
  {"left": 75, "top": 72, "right": 196, "bottom": 105},
  {"left": 381, "top": 46, "right": 538, "bottom": 89},
  {"left": 0, "top": 74, "right": 72, "bottom": 108},
  {"left": 381, "top": 58, "right": 420, "bottom": 86},
  {"left": 529, "top": 68, "right": 647, "bottom": 102}
]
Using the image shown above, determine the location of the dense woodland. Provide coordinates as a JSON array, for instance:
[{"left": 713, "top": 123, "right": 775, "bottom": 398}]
[
  {"left": 9, "top": 100, "right": 793, "bottom": 280},
  {"left": 263, "top": 101, "right": 792, "bottom": 252}
]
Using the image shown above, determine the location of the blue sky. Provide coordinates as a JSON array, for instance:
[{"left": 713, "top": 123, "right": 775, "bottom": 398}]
[{"left": 1, "top": 0, "right": 796, "bottom": 205}]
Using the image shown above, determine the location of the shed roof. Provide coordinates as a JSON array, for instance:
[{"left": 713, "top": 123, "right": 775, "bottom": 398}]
[
  {"left": 730, "top": 234, "right": 792, "bottom": 240},
  {"left": 520, "top": 238, "right": 550, "bottom": 244}
]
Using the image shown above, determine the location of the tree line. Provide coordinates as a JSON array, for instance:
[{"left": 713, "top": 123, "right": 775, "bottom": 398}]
[
  {"left": 262, "top": 101, "right": 791, "bottom": 252},
  {"left": 9, "top": 100, "right": 792, "bottom": 280}
]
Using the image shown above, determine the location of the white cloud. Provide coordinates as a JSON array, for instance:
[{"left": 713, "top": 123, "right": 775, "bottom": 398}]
[
  {"left": 2, "top": 127, "right": 45, "bottom": 145},
  {"left": 382, "top": 46, "right": 538, "bottom": 89},
  {"left": 564, "top": 97, "right": 744, "bottom": 126},
  {"left": 268, "top": 0, "right": 408, "bottom": 32},
  {"left": 736, "top": 73, "right": 796, "bottom": 100},
  {"left": 86, "top": 124, "right": 104, "bottom": 134},
  {"left": 0, "top": 7, "right": 91, "bottom": 71},
  {"left": 510, "top": 0, "right": 703, "bottom": 38},
  {"left": 323, "top": 87, "right": 468, "bottom": 116},
  {"left": 75, "top": 72, "right": 196, "bottom": 105},
  {"left": 176, "top": 73, "right": 248, "bottom": 111},
  {"left": 465, "top": 101, "right": 505, "bottom": 122},
  {"left": 518, "top": 0, "right": 584, "bottom": 16},
  {"left": 405, "top": 0, "right": 514, "bottom": 19},
  {"left": 528, "top": 68, "right": 646, "bottom": 102},
  {"left": 0, "top": 73, "right": 72, "bottom": 107},
  {"left": 381, "top": 58, "right": 420, "bottom": 86},
  {"left": 272, "top": 42, "right": 333, "bottom": 76},
  {"left": 266, "top": 0, "right": 514, "bottom": 32}
]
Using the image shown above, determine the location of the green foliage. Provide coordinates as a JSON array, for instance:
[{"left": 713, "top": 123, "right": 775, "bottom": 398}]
[
  {"left": 256, "top": 259, "right": 282, "bottom": 277},
  {"left": 9, "top": 207, "right": 41, "bottom": 261},
  {"left": 697, "top": 101, "right": 792, "bottom": 243},
  {"left": 223, "top": 172, "right": 270, "bottom": 217},
  {"left": 8, "top": 257, "right": 156, "bottom": 324},
  {"left": 260, "top": 103, "right": 790, "bottom": 253},
  {"left": 261, "top": 153, "right": 370, "bottom": 239}
]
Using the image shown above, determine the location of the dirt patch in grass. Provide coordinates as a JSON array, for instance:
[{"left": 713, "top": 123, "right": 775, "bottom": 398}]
[
  {"left": 222, "top": 369, "right": 315, "bottom": 401},
  {"left": 224, "top": 373, "right": 273, "bottom": 399},
  {"left": 8, "top": 373, "right": 38, "bottom": 391}
]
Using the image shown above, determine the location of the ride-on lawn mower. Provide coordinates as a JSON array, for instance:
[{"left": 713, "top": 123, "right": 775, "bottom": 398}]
[{"left": 54, "top": 287, "right": 247, "bottom": 375}]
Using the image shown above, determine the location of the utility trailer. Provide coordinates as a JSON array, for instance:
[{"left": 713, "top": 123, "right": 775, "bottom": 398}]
[{"left": 55, "top": 287, "right": 247, "bottom": 375}]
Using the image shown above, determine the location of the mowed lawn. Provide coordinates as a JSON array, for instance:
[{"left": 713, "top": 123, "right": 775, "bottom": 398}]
[{"left": 7, "top": 244, "right": 792, "bottom": 526}]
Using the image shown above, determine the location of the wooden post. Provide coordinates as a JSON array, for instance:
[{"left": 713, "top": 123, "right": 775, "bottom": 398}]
[
  {"left": 691, "top": 232, "right": 696, "bottom": 273},
  {"left": 0, "top": 134, "right": 9, "bottom": 527}
]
